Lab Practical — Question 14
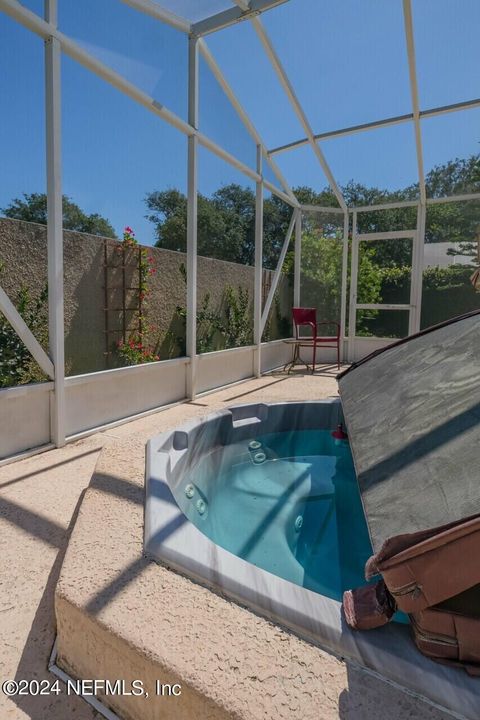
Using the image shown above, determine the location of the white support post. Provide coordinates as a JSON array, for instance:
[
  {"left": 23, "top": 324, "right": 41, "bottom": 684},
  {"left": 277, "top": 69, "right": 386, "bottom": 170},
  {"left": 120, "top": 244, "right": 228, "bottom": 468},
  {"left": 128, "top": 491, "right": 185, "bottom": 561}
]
[
  {"left": 347, "top": 0, "right": 429, "bottom": 349},
  {"left": 45, "top": 0, "right": 65, "bottom": 447},
  {"left": 347, "top": 211, "right": 359, "bottom": 364},
  {"left": 339, "top": 211, "right": 349, "bottom": 363},
  {"left": 409, "top": 202, "right": 426, "bottom": 335},
  {"left": 260, "top": 211, "right": 296, "bottom": 334},
  {"left": 292, "top": 208, "right": 302, "bottom": 340},
  {"left": 186, "top": 36, "right": 199, "bottom": 400},
  {"left": 253, "top": 146, "right": 263, "bottom": 378},
  {"left": 403, "top": 0, "right": 426, "bottom": 205},
  {"left": 293, "top": 210, "right": 301, "bottom": 308}
]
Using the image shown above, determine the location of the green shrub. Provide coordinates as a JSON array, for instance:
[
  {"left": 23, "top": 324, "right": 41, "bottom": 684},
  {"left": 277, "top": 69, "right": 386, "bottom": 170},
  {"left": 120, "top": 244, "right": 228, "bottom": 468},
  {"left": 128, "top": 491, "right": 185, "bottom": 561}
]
[{"left": 0, "top": 285, "right": 49, "bottom": 387}]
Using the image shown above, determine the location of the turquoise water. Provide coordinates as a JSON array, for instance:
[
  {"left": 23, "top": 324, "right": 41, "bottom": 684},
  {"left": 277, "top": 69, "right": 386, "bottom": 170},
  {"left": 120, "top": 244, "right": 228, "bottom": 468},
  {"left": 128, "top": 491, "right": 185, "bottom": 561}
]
[{"left": 181, "top": 429, "right": 379, "bottom": 602}]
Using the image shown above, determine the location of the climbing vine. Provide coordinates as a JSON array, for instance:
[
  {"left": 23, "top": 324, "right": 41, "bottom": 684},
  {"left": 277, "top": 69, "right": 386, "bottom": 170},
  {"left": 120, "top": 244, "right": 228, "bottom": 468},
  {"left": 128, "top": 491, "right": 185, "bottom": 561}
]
[{"left": 116, "top": 226, "right": 159, "bottom": 365}]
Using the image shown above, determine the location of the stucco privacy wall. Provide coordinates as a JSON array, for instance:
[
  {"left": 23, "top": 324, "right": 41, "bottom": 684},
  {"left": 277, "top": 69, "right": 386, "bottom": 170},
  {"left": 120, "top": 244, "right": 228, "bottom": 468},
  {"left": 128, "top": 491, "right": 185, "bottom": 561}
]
[{"left": 0, "top": 218, "right": 291, "bottom": 375}]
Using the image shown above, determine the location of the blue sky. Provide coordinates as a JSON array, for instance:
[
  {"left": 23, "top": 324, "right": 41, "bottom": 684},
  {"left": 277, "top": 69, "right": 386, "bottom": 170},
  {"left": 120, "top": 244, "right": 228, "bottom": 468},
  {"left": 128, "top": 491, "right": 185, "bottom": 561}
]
[{"left": 1, "top": 0, "right": 479, "bottom": 244}]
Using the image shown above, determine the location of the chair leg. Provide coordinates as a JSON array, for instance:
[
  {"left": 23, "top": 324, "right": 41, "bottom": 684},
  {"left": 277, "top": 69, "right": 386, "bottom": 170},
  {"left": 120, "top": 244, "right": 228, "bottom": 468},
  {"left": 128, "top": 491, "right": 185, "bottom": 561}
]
[
  {"left": 312, "top": 342, "right": 316, "bottom": 374},
  {"left": 337, "top": 340, "right": 340, "bottom": 370}
]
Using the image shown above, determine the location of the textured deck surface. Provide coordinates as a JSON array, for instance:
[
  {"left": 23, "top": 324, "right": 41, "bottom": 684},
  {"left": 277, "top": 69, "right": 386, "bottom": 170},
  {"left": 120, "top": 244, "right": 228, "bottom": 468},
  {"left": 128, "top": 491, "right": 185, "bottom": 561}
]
[{"left": 1, "top": 369, "right": 453, "bottom": 720}]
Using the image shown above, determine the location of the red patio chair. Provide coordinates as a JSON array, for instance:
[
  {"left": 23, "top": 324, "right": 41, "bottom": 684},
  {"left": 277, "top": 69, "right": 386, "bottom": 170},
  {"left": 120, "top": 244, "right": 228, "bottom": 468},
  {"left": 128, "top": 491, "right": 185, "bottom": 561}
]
[{"left": 292, "top": 307, "right": 340, "bottom": 372}]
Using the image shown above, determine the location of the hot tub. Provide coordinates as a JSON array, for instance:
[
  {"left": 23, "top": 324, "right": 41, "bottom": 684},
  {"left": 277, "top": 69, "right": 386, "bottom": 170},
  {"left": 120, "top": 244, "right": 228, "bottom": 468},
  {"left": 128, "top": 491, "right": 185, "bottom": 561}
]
[
  {"left": 145, "top": 400, "right": 405, "bottom": 645},
  {"left": 144, "top": 403, "right": 480, "bottom": 719}
]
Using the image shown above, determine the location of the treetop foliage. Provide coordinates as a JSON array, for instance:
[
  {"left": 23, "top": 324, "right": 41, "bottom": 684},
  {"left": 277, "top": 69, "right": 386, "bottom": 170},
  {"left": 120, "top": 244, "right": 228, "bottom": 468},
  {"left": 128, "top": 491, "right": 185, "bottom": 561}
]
[
  {"left": 146, "top": 154, "right": 480, "bottom": 269},
  {"left": 2, "top": 155, "right": 479, "bottom": 264},
  {"left": 1, "top": 192, "right": 116, "bottom": 238}
]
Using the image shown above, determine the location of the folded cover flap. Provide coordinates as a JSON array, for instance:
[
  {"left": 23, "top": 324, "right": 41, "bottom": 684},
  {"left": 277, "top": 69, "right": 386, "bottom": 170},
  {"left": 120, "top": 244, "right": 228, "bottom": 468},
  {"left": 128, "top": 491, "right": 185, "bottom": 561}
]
[
  {"left": 338, "top": 311, "right": 480, "bottom": 555},
  {"left": 365, "top": 511, "right": 480, "bottom": 612},
  {"left": 454, "top": 615, "right": 480, "bottom": 665},
  {"left": 366, "top": 512, "right": 480, "bottom": 578}
]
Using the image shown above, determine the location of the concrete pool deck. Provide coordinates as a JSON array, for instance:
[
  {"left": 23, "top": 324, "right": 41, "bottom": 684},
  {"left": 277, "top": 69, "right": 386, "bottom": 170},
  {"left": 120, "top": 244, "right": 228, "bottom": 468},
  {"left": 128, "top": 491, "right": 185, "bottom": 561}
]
[{"left": 0, "top": 368, "right": 454, "bottom": 720}]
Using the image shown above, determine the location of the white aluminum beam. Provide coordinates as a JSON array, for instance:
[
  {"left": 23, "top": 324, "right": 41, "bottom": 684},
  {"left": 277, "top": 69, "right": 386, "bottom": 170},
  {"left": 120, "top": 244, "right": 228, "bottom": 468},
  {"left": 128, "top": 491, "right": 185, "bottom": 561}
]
[
  {"left": 197, "top": 130, "right": 261, "bottom": 182},
  {"left": 293, "top": 210, "right": 301, "bottom": 307},
  {"left": 0, "top": 287, "right": 54, "bottom": 379},
  {"left": 260, "top": 210, "right": 296, "bottom": 334},
  {"left": 301, "top": 204, "right": 344, "bottom": 214},
  {"left": 403, "top": 0, "right": 426, "bottom": 204},
  {"left": 262, "top": 180, "right": 296, "bottom": 207},
  {"left": 0, "top": 0, "right": 267, "bottom": 191},
  {"left": 268, "top": 97, "right": 480, "bottom": 157},
  {"left": 339, "top": 211, "right": 349, "bottom": 362},
  {"left": 356, "top": 303, "right": 411, "bottom": 311},
  {"left": 120, "top": 0, "right": 191, "bottom": 33},
  {"left": 421, "top": 97, "right": 480, "bottom": 119},
  {"left": 0, "top": 1, "right": 191, "bottom": 131},
  {"left": 409, "top": 203, "right": 425, "bottom": 335},
  {"left": 251, "top": 16, "right": 348, "bottom": 213},
  {"left": 269, "top": 114, "right": 414, "bottom": 155},
  {"left": 428, "top": 192, "right": 480, "bottom": 205},
  {"left": 349, "top": 193, "right": 480, "bottom": 215},
  {"left": 357, "top": 230, "right": 415, "bottom": 241},
  {"left": 352, "top": 200, "right": 419, "bottom": 212},
  {"left": 253, "top": 145, "right": 263, "bottom": 377},
  {"left": 192, "top": 0, "right": 288, "bottom": 37},
  {"left": 347, "top": 211, "right": 359, "bottom": 364},
  {"left": 198, "top": 38, "right": 299, "bottom": 207},
  {"left": 45, "top": 0, "right": 65, "bottom": 446},
  {"left": 186, "top": 36, "right": 198, "bottom": 399}
]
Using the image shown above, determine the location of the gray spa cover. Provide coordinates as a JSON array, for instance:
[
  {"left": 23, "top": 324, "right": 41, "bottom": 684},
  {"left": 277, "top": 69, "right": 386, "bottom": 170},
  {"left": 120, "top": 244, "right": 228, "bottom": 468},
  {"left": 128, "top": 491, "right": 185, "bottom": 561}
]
[{"left": 338, "top": 310, "right": 480, "bottom": 554}]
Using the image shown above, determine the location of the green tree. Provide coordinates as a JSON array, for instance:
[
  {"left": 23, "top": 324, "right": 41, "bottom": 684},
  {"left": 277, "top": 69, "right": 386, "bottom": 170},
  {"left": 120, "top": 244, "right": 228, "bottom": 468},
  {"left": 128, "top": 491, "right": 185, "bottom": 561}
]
[
  {"left": 146, "top": 185, "right": 300, "bottom": 269},
  {"left": 423, "top": 155, "right": 480, "bottom": 262},
  {"left": 2, "top": 192, "right": 116, "bottom": 237},
  {"left": 436, "top": 204, "right": 479, "bottom": 262},
  {"left": 145, "top": 155, "right": 480, "bottom": 268},
  {"left": 145, "top": 187, "right": 248, "bottom": 263},
  {"left": 300, "top": 232, "right": 343, "bottom": 318},
  {"left": 300, "top": 230, "right": 382, "bottom": 332},
  {"left": 424, "top": 156, "right": 480, "bottom": 198},
  {"left": 339, "top": 157, "right": 480, "bottom": 266}
]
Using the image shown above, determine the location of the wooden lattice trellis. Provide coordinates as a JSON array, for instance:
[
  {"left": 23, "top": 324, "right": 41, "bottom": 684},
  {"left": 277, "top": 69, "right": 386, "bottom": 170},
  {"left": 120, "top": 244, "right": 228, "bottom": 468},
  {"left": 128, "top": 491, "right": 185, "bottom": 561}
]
[{"left": 103, "top": 239, "right": 144, "bottom": 367}]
